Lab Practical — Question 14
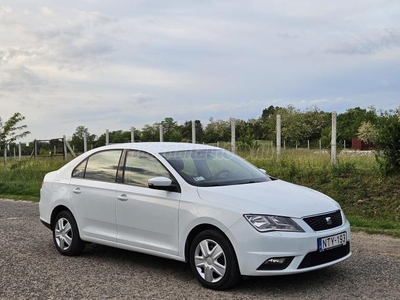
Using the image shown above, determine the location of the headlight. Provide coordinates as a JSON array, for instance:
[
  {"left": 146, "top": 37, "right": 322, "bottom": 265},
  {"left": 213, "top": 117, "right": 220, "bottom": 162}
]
[{"left": 244, "top": 214, "right": 304, "bottom": 232}]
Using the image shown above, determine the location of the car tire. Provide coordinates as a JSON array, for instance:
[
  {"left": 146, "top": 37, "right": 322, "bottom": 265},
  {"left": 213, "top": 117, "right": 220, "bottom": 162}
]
[
  {"left": 189, "top": 229, "right": 241, "bottom": 290},
  {"left": 53, "top": 211, "right": 85, "bottom": 256}
]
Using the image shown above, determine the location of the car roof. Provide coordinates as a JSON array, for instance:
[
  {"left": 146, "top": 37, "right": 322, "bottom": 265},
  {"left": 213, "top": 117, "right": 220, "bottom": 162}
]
[{"left": 93, "top": 142, "right": 219, "bottom": 154}]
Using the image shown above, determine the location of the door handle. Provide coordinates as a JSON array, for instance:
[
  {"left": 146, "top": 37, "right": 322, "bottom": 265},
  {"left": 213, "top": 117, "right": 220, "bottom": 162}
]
[
  {"left": 117, "top": 194, "right": 128, "bottom": 201},
  {"left": 73, "top": 188, "right": 81, "bottom": 194}
]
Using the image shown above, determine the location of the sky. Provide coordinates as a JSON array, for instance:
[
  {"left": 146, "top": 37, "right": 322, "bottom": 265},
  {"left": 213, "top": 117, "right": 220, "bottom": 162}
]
[{"left": 1, "top": 0, "right": 400, "bottom": 141}]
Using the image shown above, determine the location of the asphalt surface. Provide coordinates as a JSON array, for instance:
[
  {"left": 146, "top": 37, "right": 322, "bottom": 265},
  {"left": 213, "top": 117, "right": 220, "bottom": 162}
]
[{"left": 0, "top": 198, "right": 399, "bottom": 300}]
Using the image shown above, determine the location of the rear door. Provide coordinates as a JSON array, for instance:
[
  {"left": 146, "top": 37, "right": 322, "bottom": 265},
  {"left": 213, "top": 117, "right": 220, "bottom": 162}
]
[{"left": 70, "top": 149, "right": 123, "bottom": 242}]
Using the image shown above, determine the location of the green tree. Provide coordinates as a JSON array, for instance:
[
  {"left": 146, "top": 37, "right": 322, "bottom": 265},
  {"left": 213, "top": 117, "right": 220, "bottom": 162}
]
[
  {"left": 70, "top": 126, "right": 96, "bottom": 153},
  {"left": 263, "top": 105, "right": 330, "bottom": 147},
  {"left": 0, "top": 112, "right": 30, "bottom": 162},
  {"left": 180, "top": 120, "right": 204, "bottom": 143},
  {"left": 255, "top": 116, "right": 277, "bottom": 140},
  {"left": 95, "top": 129, "right": 141, "bottom": 147},
  {"left": 337, "top": 107, "right": 377, "bottom": 145},
  {"left": 261, "top": 105, "right": 281, "bottom": 120},
  {"left": 357, "top": 121, "right": 378, "bottom": 143},
  {"left": 161, "top": 117, "right": 182, "bottom": 142},
  {"left": 140, "top": 124, "right": 159, "bottom": 142},
  {"left": 204, "top": 118, "right": 231, "bottom": 143},
  {"left": 375, "top": 109, "right": 400, "bottom": 175},
  {"left": 273, "top": 105, "right": 302, "bottom": 146}
]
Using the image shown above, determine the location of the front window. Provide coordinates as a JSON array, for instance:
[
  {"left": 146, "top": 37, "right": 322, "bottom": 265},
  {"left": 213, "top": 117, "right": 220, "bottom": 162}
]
[
  {"left": 124, "top": 150, "right": 172, "bottom": 187},
  {"left": 161, "top": 149, "right": 270, "bottom": 186}
]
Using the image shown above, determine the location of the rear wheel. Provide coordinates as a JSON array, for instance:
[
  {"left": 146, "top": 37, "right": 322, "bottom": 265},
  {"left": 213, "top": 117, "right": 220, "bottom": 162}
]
[
  {"left": 53, "top": 211, "right": 85, "bottom": 256},
  {"left": 189, "top": 229, "right": 241, "bottom": 290}
]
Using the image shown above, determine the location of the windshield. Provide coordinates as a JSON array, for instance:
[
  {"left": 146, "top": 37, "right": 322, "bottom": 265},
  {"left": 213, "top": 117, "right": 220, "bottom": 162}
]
[{"left": 161, "top": 149, "right": 270, "bottom": 187}]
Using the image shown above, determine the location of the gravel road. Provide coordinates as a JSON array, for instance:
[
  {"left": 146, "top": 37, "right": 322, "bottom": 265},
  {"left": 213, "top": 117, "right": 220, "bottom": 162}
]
[{"left": 0, "top": 198, "right": 399, "bottom": 300}]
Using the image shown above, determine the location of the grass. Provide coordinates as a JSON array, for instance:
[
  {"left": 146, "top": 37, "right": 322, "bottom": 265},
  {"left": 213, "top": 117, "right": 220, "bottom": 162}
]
[
  {"left": 348, "top": 216, "right": 400, "bottom": 238},
  {"left": 1, "top": 148, "right": 399, "bottom": 237},
  {"left": 0, "top": 158, "right": 66, "bottom": 200}
]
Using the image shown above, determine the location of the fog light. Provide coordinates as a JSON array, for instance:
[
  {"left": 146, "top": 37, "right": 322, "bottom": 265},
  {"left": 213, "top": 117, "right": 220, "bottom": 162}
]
[
  {"left": 257, "top": 256, "right": 294, "bottom": 270},
  {"left": 266, "top": 258, "right": 287, "bottom": 264}
]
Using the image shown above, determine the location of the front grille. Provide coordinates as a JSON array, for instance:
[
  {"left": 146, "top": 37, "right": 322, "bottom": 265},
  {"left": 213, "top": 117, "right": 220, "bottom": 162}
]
[
  {"left": 298, "top": 242, "right": 350, "bottom": 269},
  {"left": 303, "top": 210, "right": 343, "bottom": 231}
]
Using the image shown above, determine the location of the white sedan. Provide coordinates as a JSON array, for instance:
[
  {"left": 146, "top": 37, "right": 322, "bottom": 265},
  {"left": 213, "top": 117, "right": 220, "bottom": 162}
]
[{"left": 39, "top": 142, "right": 351, "bottom": 290}]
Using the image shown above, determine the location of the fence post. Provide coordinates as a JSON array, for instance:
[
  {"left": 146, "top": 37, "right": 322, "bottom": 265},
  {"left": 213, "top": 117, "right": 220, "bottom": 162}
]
[
  {"left": 308, "top": 140, "right": 310, "bottom": 150},
  {"left": 106, "top": 129, "right": 109, "bottom": 145},
  {"left": 276, "top": 115, "right": 281, "bottom": 156},
  {"left": 192, "top": 120, "right": 196, "bottom": 144},
  {"left": 63, "top": 136, "right": 68, "bottom": 160},
  {"left": 19, "top": 142, "right": 22, "bottom": 160},
  {"left": 159, "top": 125, "right": 163, "bottom": 142},
  {"left": 34, "top": 139, "right": 38, "bottom": 159},
  {"left": 83, "top": 133, "right": 87, "bottom": 153},
  {"left": 331, "top": 111, "right": 337, "bottom": 165},
  {"left": 131, "top": 127, "right": 135, "bottom": 143},
  {"left": 319, "top": 139, "right": 322, "bottom": 149},
  {"left": 3, "top": 144, "right": 7, "bottom": 164},
  {"left": 230, "top": 118, "right": 236, "bottom": 153}
]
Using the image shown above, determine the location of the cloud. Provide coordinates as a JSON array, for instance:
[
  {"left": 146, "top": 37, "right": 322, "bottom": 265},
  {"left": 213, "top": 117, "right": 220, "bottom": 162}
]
[
  {"left": 0, "top": 66, "right": 43, "bottom": 90},
  {"left": 41, "top": 7, "right": 53, "bottom": 17},
  {"left": 0, "top": 7, "right": 119, "bottom": 72},
  {"left": 130, "top": 93, "right": 153, "bottom": 105},
  {"left": 1, "top": 0, "right": 400, "bottom": 142},
  {"left": 278, "top": 32, "right": 300, "bottom": 39},
  {"left": 328, "top": 28, "right": 400, "bottom": 55}
]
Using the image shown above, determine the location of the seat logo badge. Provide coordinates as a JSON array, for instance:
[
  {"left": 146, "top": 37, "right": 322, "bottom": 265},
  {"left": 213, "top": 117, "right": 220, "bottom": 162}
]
[{"left": 326, "top": 217, "right": 332, "bottom": 225}]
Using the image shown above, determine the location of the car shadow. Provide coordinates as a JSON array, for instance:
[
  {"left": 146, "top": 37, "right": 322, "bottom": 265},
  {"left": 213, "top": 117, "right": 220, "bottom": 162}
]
[
  {"left": 79, "top": 243, "right": 348, "bottom": 294},
  {"left": 81, "top": 243, "right": 193, "bottom": 280}
]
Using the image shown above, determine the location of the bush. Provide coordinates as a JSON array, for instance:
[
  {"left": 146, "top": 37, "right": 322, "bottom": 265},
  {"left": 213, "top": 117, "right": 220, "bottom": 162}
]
[{"left": 375, "top": 110, "right": 400, "bottom": 176}]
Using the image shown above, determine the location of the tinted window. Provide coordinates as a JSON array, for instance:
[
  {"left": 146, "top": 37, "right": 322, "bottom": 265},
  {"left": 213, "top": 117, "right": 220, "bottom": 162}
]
[
  {"left": 72, "top": 160, "right": 87, "bottom": 178},
  {"left": 77, "top": 150, "right": 122, "bottom": 182},
  {"left": 124, "top": 150, "right": 171, "bottom": 187}
]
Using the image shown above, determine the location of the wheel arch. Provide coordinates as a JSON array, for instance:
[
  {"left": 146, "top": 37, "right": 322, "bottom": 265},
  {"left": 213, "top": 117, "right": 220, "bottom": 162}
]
[
  {"left": 184, "top": 224, "right": 236, "bottom": 263},
  {"left": 50, "top": 205, "right": 73, "bottom": 229}
]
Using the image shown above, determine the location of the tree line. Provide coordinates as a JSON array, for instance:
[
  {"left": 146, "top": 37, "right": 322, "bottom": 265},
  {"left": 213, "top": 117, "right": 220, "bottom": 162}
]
[
  {"left": 68, "top": 105, "right": 399, "bottom": 175},
  {"left": 1, "top": 105, "right": 399, "bottom": 175},
  {"left": 71, "top": 105, "right": 381, "bottom": 149}
]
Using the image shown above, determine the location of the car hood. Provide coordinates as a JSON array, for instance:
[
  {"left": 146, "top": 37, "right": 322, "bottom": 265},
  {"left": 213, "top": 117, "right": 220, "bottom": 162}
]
[{"left": 197, "top": 180, "right": 340, "bottom": 218}]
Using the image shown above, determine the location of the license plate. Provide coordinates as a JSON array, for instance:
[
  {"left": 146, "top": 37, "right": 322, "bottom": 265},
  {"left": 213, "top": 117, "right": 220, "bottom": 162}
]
[{"left": 318, "top": 232, "right": 347, "bottom": 252}]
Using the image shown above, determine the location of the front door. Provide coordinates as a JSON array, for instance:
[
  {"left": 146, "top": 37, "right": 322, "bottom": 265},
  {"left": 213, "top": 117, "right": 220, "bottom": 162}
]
[{"left": 115, "top": 150, "right": 180, "bottom": 255}]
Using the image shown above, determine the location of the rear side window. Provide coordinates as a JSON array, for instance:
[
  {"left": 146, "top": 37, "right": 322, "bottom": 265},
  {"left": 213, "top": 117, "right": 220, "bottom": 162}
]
[{"left": 72, "top": 150, "right": 123, "bottom": 183}]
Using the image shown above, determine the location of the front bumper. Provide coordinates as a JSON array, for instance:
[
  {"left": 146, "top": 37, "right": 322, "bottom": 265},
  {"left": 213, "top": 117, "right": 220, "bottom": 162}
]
[{"left": 227, "top": 215, "right": 351, "bottom": 276}]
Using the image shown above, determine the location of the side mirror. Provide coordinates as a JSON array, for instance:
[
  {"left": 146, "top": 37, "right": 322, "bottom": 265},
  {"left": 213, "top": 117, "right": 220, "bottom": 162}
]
[
  {"left": 148, "top": 177, "right": 180, "bottom": 192},
  {"left": 259, "top": 168, "right": 267, "bottom": 174}
]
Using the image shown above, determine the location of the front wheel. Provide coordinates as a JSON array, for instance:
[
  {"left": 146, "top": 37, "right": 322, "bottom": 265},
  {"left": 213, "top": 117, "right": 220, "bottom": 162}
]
[
  {"left": 189, "top": 229, "right": 241, "bottom": 290},
  {"left": 53, "top": 211, "right": 85, "bottom": 256}
]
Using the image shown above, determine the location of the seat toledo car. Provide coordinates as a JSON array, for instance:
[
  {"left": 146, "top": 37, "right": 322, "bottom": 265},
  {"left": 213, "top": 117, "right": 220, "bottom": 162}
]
[{"left": 39, "top": 142, "right": 351, "bottom": 290}]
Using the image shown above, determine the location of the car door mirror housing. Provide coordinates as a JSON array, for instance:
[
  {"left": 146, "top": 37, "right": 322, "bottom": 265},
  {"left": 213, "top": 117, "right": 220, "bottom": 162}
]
[{"left": 148, "top": 177, "right": 180, "bottom": 192}]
